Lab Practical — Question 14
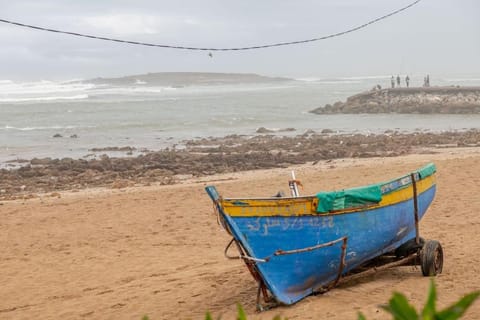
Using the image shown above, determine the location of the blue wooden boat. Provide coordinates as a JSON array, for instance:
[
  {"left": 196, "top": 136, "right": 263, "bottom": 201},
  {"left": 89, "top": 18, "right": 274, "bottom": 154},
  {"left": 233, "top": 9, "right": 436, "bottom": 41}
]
[{"left": 205, "top": 163, "right": 443, "bottom": 308}]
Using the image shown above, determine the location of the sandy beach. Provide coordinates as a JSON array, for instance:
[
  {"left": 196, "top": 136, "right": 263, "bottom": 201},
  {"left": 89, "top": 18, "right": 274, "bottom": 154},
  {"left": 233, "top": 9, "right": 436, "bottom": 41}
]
[
  {"left": 0, "top": 147, "right": 479, "bottom": 319},
  {"left": 2, "top": 0, "right": 480, "bottom": 318}
]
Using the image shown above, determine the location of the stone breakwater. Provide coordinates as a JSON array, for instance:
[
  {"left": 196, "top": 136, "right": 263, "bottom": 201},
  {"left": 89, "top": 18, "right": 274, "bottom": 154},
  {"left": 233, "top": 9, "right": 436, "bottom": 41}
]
[{"left": 310, "top": 86, "right": 480, "bottom": 114}]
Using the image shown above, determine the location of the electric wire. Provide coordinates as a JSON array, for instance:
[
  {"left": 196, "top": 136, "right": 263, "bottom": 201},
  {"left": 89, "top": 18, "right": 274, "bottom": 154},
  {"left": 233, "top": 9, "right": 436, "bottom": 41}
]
[{"left": 0, "top": 0, "right": 421, "bottom": 51}]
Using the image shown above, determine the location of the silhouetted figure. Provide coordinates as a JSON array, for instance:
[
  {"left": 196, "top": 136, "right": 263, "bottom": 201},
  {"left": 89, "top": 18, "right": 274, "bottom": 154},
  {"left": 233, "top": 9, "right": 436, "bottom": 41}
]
[
  {"left": 396, "top": 75, "right": 401, "bottom": 87},
  {"left": 426, "top": 74, "right": 430, "bottom": 87},
  {"left": 405, "top": 75, "right": 410, "bottom": 88},
  {"left": 391, "top": 76, "right": 395, "bottom": 88}
]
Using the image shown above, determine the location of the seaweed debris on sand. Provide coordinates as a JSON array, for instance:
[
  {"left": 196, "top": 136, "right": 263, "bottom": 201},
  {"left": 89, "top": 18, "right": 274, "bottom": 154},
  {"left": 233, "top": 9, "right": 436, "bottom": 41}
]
[{"left": 1, "top": 130, "right": 480, "bottom": 199}]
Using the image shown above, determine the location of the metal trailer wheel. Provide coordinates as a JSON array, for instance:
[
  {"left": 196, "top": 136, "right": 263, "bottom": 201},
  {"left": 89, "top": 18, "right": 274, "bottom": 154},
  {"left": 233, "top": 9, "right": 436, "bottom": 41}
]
[{"left": 420, "top": 240, "right": 444, "bottom": 276}]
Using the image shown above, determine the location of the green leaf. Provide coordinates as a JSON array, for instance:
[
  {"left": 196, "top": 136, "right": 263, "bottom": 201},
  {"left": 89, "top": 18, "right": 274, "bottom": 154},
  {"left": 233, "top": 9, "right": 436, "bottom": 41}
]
[
  {"left": 436, "top": 291, "right": 480, "bottom": 320},
  {"left": 357, "top": 312, "right": 367, "bottom": 320},
  {"left": 237, "top": 303, "right": 247, "bottom": 320},
  {"left": 141, "top": 316, "right": 150, "bottom": 320},
  {"left": 205, "top": 311, "right": 214, "bottom": 320},
  {"left": 381, "top": 292, "right": 419, "bottom": 320},
  {"left": 421, "top": 279, "right": 437, "bottom": 319}
]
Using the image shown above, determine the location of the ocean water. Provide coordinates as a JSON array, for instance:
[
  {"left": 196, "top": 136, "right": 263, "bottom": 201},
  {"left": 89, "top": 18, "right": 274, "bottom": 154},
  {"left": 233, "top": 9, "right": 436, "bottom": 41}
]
[{"left": 1, "top": 74, "right": 480, "bottom": 164}]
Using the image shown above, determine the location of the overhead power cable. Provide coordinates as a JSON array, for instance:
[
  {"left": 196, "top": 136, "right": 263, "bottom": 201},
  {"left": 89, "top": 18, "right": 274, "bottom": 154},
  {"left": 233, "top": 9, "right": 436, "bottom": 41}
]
[{"left": 0, "top": 0, "right": 421, "bottom": 51}]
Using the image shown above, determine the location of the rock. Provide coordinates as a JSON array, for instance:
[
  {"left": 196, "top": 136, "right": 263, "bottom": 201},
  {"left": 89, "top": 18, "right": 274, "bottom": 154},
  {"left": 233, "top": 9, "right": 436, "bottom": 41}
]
[
  {"left": 111, "top": 179, "right": 131, "bottom": 189},
  {"left": 53, "top": 133, "right": 62, "bottom": 138},
  {"left": 302, "top": 129, "right": 316, "bottom": 136},
  {"left": 309, "top": 87, "right": 480, "bottom": 114},
  {"left": 90, "top": 146, "right": 136, "bottom": 152},
  {"left": 2, "top": 129, "right": 480, "bottom": 200},
  {"left": 333, "top": 101, "right": 344, "bottom": 108},
  {"left": 31, "top": 157, "right": 53, "bottom": 165},
  {"left": 321, "top": 129, "right": 334, "bottom": 134},
  {"left": 70, "top": 134, "right": 78, "bottom": 138},
  {"left": 256, "top": 127, "right": 274, "bottom": 133}
]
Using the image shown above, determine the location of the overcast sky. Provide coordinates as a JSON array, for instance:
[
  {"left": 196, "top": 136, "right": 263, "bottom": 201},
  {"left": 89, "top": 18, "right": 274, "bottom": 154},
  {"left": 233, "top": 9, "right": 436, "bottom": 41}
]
[{"left": 1, "top": 0, "right": 479, "bottom": 81}]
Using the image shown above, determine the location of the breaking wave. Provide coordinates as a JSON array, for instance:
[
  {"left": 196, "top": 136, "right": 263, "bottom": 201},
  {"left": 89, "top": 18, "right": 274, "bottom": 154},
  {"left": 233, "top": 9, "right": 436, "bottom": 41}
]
[
  {"left": 0, "top": 94, "right": 89, "bottom": 103},
  {"left": 2, "top": 125, "right": 84, "bottom": 131}
]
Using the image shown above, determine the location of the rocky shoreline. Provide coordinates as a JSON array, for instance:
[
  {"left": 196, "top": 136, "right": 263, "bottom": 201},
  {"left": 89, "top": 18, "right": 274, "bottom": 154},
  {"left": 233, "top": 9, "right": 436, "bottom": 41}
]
[
  {"left": 310, "top": 86, "right": 480, "bottom": 114},
  {"left": 1, "top": 130, "right": 480, "bottom": 200}
]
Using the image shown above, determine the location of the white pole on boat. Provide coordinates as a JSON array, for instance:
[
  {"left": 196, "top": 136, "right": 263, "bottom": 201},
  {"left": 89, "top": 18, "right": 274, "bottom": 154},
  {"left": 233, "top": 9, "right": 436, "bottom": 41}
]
[{"left": 289, "top": 170, "right": 300, "bottom": 197}]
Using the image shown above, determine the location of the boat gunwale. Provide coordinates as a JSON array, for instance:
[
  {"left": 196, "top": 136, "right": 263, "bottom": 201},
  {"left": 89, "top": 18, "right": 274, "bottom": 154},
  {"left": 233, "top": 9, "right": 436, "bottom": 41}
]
[{"left": 218, "top": 172, "right": 436, "bottom": 216}]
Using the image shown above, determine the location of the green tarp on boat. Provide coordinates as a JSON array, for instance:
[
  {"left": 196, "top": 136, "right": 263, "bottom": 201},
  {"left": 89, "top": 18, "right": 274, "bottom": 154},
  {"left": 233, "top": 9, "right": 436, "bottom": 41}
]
[
  {"left": 316, "top": 184, "right": 382, "bottom": 213},
  {"left": 417, "top": 163, "right": 436, "bottom": 179},
  {"left": 315, "top": 163, "right": 436, "bottom": 213}
]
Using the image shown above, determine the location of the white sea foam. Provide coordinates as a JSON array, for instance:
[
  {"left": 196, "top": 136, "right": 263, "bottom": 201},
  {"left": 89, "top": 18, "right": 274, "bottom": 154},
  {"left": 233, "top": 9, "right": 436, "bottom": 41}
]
[
  {"left": 319, "top": 80, "right": 362, "bottom": 84},
  {"left": 295, "top": 77, "right": 323, "bottom": 82},
  {"left": 130, "top": 87, "right": 177, "bottom": 93},
  {"left": 341, "top": 75, "right": 390, "bottom": 80},
  {"left": 3, "top": 125, "right": 82, "bottom": 131},
  {"left": 0, "top": 80, "right": 95, "bottom": 95},
  {"left": 295, "top": 78, "right": 362, "bottom": 84},
  {"left": 0, "top": 94, "right": 89, "bottom": 103}
]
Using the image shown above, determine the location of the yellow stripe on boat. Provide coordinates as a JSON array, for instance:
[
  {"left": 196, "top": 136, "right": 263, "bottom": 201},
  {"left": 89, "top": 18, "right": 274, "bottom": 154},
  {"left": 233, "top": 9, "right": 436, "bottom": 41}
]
[{"left": 221, "top": 174, "right": 436, "bottom": 217}]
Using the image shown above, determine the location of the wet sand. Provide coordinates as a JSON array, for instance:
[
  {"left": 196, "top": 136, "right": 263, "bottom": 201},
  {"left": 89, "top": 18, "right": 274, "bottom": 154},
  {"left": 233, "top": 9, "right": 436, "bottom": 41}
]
[{"left": 1, "top": 147, "right": 480, "bottom": 319}]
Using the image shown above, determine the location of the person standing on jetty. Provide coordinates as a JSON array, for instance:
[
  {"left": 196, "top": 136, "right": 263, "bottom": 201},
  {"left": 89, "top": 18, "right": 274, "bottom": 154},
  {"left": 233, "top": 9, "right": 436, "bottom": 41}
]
[
  {"left": 391, "top": 76, "right": 395, "bottom": 88},
  {"left": 396, "top": 75, "right": 401, "bottom": 87},
  {"left": 405, "top": 75, "right": 410, "bottom": 87},
  {"left": 423, "top": 75, "right": 430, "bottom": 87}
]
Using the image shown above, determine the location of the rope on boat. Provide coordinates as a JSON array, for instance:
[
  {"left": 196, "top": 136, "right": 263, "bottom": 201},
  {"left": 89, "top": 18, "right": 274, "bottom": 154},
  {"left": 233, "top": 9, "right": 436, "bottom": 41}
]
[
  {"left": 273, "top": 236, "right": 347, "bottom": 256},
  {"left": 0, "top": 0, "right": 422, "bottom": 51},
  {"left": 225, "top": 236, "right": 348, "bottom": 264},
  {"left": 212, "top": 201, "right": 230, "bottom": 234}
]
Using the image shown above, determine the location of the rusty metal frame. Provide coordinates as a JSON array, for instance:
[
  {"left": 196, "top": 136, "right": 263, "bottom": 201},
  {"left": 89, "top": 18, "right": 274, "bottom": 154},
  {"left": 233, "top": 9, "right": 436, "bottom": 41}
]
[
  {"left": 329, "top": 237, "right": 348, "bottom": 289},
  {"left": 225, "top": 231, "right": 422, "bottom": 312},
  {"left": 338, "top": 253, "right": 418, "bottom": 285},
  {"left": 410, "top": 173, "right": 421, "bottom": 246},
  {"left": 224, "top": 238, "right": 269, "bottom": 263},
  {"left": 222, "top": 237, "right": 277, "bottom": 310}
]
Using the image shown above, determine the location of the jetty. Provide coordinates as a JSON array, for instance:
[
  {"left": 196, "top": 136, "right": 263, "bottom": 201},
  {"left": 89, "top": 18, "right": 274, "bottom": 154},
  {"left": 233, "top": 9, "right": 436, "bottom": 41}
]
[{"left": 310, "top": 86, "right": 480, "bottom": 114}]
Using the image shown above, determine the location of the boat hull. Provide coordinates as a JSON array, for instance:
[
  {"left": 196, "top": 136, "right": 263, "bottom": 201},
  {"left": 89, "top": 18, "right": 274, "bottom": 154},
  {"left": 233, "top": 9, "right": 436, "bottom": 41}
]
[{"left": 206, "top": 164, "right": 436, "bottom": 305}]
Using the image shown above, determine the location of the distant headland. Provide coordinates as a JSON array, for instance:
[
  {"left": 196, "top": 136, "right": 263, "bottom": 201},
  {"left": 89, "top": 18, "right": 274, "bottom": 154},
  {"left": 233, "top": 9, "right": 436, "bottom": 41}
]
[
  {"left": 82, "top": 72, "right": 293, "bottom": 87},
  {"left": 310, "top": 86, "right": 480, "bottom": 114}
]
